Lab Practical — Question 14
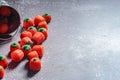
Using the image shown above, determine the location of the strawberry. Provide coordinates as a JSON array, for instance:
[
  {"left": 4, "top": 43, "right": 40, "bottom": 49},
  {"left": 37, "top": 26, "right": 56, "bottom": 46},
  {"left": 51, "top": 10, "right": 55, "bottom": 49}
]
[
  {"left": 27, "top": 26, "right": 37, "bottom": 35},
  {"left": 42, "top": 13, "right": 52, "bottom": 23},
  {"left": 0, "top": 55, "right": 8, "bottom": 68},
  {"left": 32, "top": 45, "right": 44, "bottom": 58},
  {"left": 23, "top": 18, "right": 34, "bottom": 29},
  {"left": 27, "top": 51, "right": 39, "bottom": 60},
  {"left": 22, "top": 45, "right": 31, "bottom": 55},
  {"left": 38, "top": 28, "right": 48, "bottom": 39},
  {"left": 0, "top": 6, "right": 11, "bottom": 16},
  {"left": 38, "top": 21, "right": 48, "bottom": 30},
  {"left": 20, "top": 37, "right": 33, "bottom": 46},
  {"left": 11, "top": 49, "right": 24, "bottom": 62},
  {"left": 20, "top": 31, "right": 32, "bottom": 39},
  {"left": 0, "top": 24, "right": 8, "bottom": 34},
  {"left": 29, "top": 57, "right": 42, "bottom": 71},
  {"left": 34, "top": 15, "right": 45, "bottom": 26},
  {"left": 10, "top": 42, "right": 21, "bottom": 52},
  {"left": 32, "top": 32, "right": 45, "bottom": 44}
]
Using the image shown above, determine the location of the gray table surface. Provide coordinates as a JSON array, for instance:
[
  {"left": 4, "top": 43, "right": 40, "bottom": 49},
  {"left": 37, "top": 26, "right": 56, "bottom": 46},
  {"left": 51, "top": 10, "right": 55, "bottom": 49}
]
[{"left": 0, "top": 0, "right": 120, "bottom": 80}]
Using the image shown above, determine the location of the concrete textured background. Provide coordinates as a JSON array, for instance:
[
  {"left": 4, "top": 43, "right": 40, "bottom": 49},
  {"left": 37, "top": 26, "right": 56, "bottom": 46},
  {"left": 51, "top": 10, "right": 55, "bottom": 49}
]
[{"left": 0, "top": 0, "right": 120, "bottom": 80}]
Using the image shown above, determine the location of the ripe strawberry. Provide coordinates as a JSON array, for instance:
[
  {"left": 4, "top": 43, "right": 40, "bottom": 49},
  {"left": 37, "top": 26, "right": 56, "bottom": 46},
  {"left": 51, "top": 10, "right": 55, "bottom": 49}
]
[
  {"left": 0, "top": 24, "right": 8, "bottom": 34},
  {"left": 42, "top": 13, "right": 52, "bottom": 23},
  {"left": 32, "top": 45, "right": 44, "bottom": 58},
  {"left": 23, "top": 18, "right": 34, "bottom": 29},
  {"left": 38, "top": 21, "right": 48, "bottom": 30},
  {"left": 34, "top": 15, "right": 45, "bottom": 26},
  {"left": 29, "top": 57, "right": 42, "bottom": 71},
  {"left": 11, "top": 49, "right": 24, "bottom": 62},
  {"left": 10, "top": 42, "right": 21, "bottom": 52},
  {"left": 32, "top": 32, "right": 45, "bottom": 44},
  {"left": 0, "top": 55, "right": 8, "bottom": 68},
  {"left": 38, "top": 28, "right": 48, "bottom": 39}
]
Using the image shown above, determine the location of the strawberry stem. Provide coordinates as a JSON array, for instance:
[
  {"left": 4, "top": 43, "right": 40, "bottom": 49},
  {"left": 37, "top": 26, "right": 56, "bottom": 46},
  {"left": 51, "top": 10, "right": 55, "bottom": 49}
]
[
  {"left": 33, "top": 58, "right": 37, "bottom": 61},
  {"left": 24, "top": 18, "right": 30, "bottom": 22},
  {"left": 11, "top": 42, "right": 18, "bottom": 47},
  {"left": 0, "top": 55, "right": 4, "bottom": 60}
]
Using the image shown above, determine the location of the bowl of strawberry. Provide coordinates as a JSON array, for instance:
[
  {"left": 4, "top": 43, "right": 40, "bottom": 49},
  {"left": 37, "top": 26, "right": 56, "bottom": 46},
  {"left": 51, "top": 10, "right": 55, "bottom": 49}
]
[{"left": 0, "top": 2, "right": 20, "bottom": 42}]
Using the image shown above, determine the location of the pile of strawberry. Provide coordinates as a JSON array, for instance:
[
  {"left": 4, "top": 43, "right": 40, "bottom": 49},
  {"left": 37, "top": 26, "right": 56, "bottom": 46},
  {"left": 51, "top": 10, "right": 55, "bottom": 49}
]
[{"left": 0, "top": 13, "right": 52, "bottom": 78}]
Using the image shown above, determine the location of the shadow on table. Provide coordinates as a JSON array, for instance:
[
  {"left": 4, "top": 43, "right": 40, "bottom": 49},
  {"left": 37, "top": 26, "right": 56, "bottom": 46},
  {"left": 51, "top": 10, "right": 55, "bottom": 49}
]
[{"left": 8, "top": 60, "right": 21, "bottom": 70}]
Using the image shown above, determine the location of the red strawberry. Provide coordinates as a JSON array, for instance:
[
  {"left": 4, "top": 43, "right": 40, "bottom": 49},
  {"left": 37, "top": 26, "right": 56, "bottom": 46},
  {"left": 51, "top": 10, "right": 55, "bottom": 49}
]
[
  {"left": 0, "top": 6, "right": 11, "bottom": 16},
  {"left": 11, "top": 49, "right": 24, "bottom": 62},
  {"left": 20, "top": 31, "right": 32, "bottom": 39},
  {"left": 42, "top": 13, "right": 52, "bottom": 23},
  {"left": 38, "top": 21, "right": 48, "bottom": 30},
  {"left": 0, "top": 55, "right": 8, "bottom": 68},
  {"left": 10, "top": 42, "right": 21, "bottom": 52},
  {"left": 34, "top": 15, "right": 45, "bottom": 26},
  {"left": 20, "top": 37, "right": 33, "bottom": 46},
  {"left": 27, "top": 26, "right": 37, "bottom": 35},
  {"left": 38, "top": 28, "right": 48, "bottom": 39},
  {"left": 27, "top": 51, "right": 39, "bottom": 60},
  {"left": 23, "top": 18, "right": 34, "bottom": 29},
  {"left": 32, "top": 32, "right": 45, "bottom": 44},
  {"left": 29, "top": 57, "right": 42, "bottom": 71},
  {"left": 22, "top": 45, "right": 31, "bottom": 55},
  {"left": 32, "top": 45, "right": 44, "bottom": 58}
]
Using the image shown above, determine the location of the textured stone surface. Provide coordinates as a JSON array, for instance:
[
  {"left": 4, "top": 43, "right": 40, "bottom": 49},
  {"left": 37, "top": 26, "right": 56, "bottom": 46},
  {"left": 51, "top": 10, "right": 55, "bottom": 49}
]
[{"left": 0, "top": 0, "right": 120, "bottom": 80}]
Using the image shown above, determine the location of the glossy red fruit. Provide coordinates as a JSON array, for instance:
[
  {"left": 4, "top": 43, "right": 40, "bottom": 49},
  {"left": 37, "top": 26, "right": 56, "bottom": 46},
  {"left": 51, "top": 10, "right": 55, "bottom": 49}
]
[
  {"left": 11, "top": 49, "right": 24, "bottom": 62},
  {"left": 0, "top": 6, "right": 11, "bottom": 16},
  {"left": 20, "top": 37, "right": 33, "bottom": 46},
  {"left": 10, "top": 42, "right": 21, "bottom": 52},
  {"left": 0, "top": 24, "right": 8, "bottom": 34},
  {"left": 32, "top": 45, "right": 44, "bottom": 58},
  {"left": 0, "top": 55, "right": 8, "bottom": 68},
  {"left": 23, "top": 18, "right": 34, "bottom": 29},
  {"left": 27, "top": 26, "right": 37, "bottom": 35},
  {"left": 38, "top": 21, "right": 48, "bottom": 30},
  {"left": 38, "top": 28, "right": 48, "bottom": 39},
  {"left": 32, "top": 32, "right": 45, "bottom": 44},
  {"left": 27, "top": 51, "right": 39, "bottom": 60},
  {"left": 20, "top": 31, "right": 32, "bottom": 39},
  {"left": 42, "top": 13, "right": 52, "bottom": 23},
  {"left": 34, "top": 15, "right": 45, "bottom": 26},
  {"left": 29, "top": 57, "right": 42, "bottom": 71},
  {"left": 22, "top": 45, "right": 31, "bottom": 55}
]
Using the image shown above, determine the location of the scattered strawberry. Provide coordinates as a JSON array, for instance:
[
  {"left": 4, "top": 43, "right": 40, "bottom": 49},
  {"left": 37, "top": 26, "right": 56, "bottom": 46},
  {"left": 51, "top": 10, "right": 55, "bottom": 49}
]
[
  {"left": 27, "top": 26, "right": 37, "bottom": 35},
  {"left": 11, "top": 49, "right": 24, "bottom": 62},
  {"left": 10, "top": 42, "right": 21, "bottom": 52},
  {"left": 34, "top": 15, "right": 45, "bottom": 26},
  {"left": 32, "top": 32, "right": 45, "bottom": 44},
  {"left": 32, "top": 45, "right": 44, "bottom": 58},
  {"left": 42, "top": 13, "right": 52, "bottom": 23},
  {"left": 20, "top": 31, "right": 32, "bottom": 39},
  {"left": 0, "top": 55, "right": 8, "bottom": 68},
  {"left": 29, "top": 57, "right": 42, "bottom": 71},
  {"left": 38, "top": 28, "right": 48, "bottom": 39},
  {"left": 20, "top": 37, "right": 33, "bottom": 46},
  {"left": 27, "top": 51, "right": 39, "bottom": 60},
  {"left": 22, "top": 45, "right": 31, "bottom": 55},
  {"left": 23, "top": 18, "right": 34, "bottom": 29},
  {"left": 38, "top": 21, "right": 48, "bottom": 30}
]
